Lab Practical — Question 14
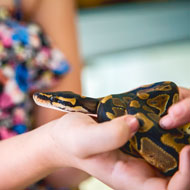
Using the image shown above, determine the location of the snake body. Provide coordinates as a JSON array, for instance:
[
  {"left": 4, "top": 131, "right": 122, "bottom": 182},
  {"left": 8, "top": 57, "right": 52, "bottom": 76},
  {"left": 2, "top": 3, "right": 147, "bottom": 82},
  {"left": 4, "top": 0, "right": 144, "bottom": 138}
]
[{"left": 33, "top": 81, "right": 190, "bottom": 176}]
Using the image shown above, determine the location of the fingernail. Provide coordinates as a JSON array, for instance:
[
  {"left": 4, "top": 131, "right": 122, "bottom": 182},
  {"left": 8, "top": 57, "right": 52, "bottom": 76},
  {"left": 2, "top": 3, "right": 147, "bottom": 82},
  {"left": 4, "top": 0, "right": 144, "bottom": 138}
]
[
  {"left": 160, "top": 116, "right": 173, "bottom": 129},
  {"left": 125, "top": 116, "right": 139, "bottom": 133}
]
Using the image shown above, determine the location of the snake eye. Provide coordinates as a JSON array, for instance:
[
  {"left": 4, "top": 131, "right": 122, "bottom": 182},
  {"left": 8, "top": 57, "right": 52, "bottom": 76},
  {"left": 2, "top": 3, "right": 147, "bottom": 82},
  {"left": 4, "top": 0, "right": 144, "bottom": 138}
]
[{"left": 50, "top": 96, "right": 54, "bottom": 102}]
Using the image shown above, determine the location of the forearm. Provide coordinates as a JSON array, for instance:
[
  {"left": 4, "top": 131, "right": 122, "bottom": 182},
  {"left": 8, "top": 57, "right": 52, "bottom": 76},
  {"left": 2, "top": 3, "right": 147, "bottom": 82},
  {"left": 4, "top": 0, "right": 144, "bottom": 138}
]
[{"left": 0, "top": 121, "right": 57, "bottom": 190}]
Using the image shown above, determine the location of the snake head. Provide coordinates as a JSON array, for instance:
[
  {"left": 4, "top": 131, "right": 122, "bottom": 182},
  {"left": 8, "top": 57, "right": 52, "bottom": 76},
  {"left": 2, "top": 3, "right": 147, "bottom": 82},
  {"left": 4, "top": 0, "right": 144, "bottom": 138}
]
[
  {"left": 33, "top": 91, "right": 99, "bottom": 115},
  {"left": 33, "top": 91, "right": 78, "bottom": 112}
]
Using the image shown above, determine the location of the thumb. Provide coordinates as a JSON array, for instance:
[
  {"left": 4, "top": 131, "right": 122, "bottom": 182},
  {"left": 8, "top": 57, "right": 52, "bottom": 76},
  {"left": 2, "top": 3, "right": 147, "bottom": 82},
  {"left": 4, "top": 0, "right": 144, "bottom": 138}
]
[{"left": 80, "top": 115, "right": 139, "bottom": 157}]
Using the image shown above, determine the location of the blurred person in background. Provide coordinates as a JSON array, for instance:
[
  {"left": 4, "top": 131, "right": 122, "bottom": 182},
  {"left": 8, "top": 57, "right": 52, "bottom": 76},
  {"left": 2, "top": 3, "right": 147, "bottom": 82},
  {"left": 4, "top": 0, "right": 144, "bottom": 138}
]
[{"left": 0, "top": 0, "right": 88, "bottom": 189}]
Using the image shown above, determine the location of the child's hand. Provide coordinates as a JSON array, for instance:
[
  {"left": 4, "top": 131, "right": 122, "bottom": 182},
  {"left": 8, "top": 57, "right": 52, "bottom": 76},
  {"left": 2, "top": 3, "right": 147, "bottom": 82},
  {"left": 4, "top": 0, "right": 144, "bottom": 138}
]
[{"left": 46, "top": 112, "right": 139, "bottom": 168}]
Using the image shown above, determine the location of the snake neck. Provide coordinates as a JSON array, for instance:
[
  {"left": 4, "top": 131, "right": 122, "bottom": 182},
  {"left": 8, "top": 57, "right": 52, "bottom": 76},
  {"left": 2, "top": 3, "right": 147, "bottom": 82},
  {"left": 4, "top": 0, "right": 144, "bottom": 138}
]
[{"left": 78, "top": 96, "right": 101, "bottom": 114}]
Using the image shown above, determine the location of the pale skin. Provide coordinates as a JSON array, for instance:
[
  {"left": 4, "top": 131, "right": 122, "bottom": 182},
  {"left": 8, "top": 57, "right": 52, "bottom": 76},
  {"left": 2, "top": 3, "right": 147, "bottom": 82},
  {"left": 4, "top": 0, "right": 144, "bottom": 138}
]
[
  {"left": 1, "top": 112, "right": 190, "bottom": 190},
  {"left": 0, "top": 113, "right": 139, "bottom": 190}
]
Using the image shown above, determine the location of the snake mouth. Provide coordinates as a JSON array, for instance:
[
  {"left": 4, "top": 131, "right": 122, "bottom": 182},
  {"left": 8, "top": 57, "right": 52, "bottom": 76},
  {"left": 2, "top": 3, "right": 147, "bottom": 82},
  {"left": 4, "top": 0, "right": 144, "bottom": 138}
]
[
  {"left": 33, "top": 93, "right": 52, "bottom": 107},
  {"left": 33, "top": 93, "right": 67, "bottom": 112}
]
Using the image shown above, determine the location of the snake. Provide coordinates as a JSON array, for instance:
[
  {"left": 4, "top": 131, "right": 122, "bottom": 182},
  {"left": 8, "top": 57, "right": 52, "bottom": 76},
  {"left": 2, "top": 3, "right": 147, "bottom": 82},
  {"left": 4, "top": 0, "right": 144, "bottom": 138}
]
[{"left": 33, "top": 81, "right": 190, "bottom": 176}]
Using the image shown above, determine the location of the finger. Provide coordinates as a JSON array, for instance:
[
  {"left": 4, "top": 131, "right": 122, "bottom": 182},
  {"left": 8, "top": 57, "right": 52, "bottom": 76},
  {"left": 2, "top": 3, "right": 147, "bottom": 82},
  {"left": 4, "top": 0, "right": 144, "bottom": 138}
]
[
  {"left": 78, "top": 115, "right": 139, "bottom": 157},
  {"left": 179, "top": 87, "right": 190, "bottom": 100},
  {"left": 159, "top": 98, "right": 190, "bottom": 129},
  {"left": 168, "top": 146, "right": 190, "bottom": 190}
]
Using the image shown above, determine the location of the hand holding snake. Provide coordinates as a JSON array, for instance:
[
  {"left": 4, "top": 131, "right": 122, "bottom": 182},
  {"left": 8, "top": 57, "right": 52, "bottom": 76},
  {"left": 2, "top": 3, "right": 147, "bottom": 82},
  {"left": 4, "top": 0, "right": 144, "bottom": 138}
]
[
  {"left": 41, "top": 113, "right": 190, "bottom": 190},
  {"left": 33, "top": 81, "right": 190, "bottom": 190}
]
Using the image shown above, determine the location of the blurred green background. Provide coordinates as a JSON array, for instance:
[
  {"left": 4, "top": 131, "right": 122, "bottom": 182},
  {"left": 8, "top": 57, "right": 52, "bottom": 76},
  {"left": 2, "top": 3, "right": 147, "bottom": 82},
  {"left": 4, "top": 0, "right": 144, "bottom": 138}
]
[{"left": 76, "top": 0, "right": 190, "bottom": 189}]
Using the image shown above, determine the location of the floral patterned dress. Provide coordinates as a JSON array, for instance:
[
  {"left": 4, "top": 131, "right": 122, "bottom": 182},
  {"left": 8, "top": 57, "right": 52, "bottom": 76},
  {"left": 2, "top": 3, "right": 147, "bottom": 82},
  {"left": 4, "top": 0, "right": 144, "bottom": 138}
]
[{"left": 0, "top": 7, "right": 77, "bottom": 190}]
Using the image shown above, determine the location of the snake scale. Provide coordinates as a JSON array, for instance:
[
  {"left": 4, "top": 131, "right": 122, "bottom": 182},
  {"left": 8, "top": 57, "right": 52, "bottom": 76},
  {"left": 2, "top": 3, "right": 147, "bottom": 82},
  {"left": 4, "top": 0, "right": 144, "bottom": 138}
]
[{"left": 33, "top": 81, "right": 190, "bottom": 176}]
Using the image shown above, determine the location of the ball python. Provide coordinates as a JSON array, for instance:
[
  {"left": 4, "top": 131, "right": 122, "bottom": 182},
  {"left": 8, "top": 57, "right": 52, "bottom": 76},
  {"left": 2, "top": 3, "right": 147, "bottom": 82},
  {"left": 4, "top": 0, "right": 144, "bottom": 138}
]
[{"left": 33, "top": 81, "right": 190, "bottom": 176}]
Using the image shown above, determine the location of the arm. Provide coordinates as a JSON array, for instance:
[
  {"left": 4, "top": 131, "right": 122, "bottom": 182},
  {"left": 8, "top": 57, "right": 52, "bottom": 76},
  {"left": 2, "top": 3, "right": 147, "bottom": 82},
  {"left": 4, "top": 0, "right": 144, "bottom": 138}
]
[
  {"left": 0, "top": 121, "right": 57, "bottom": 190},
  {"left": 0, "top": 113, "right": 139, "bottom": 190}
]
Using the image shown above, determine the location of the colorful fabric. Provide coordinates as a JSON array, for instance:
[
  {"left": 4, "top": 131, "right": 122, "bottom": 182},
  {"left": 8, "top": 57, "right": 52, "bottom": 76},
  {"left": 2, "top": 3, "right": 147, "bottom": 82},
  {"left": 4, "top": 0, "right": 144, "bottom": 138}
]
[
  {"left": 26, "top": 184, "right": 80, "bottom": 190},
  {"left": 0, "top": 7, "right": 70, "bottom": 189}
]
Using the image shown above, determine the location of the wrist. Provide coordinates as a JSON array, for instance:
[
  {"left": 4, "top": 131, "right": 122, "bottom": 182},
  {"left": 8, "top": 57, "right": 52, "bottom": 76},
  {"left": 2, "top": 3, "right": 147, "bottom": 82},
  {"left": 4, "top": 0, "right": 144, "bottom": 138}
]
[
  {"left": 31, "top": 121, "right": 62, "bottom": 171},
  {"left": 37, "top": 119, "right": 72, "bottom": 169}
]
